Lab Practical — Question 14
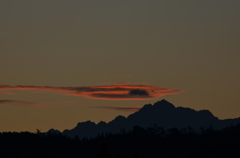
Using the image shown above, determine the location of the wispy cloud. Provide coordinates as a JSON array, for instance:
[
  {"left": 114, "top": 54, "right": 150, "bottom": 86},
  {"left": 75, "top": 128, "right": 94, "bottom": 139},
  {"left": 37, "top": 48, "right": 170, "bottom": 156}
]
[
  {"left": 0, "top": 100, "right": 50, "bottom": 108},
  {"left": 0, "top": 84, "right": 183, "bottom": 100},
  {"left": 60, "top": 101, "right": 78, "bottom": 103},
  {"left": 94, "top": 106, "right": 141, "bottom": 112},
  {"left": 0, "top": 92, "right": 14, "bottom": 95}
]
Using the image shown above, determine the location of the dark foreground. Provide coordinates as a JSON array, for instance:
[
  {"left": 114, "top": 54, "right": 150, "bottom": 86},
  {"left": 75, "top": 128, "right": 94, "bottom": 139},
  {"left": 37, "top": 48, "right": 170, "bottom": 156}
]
[{"left": 1, "top": 124, "right": 240, "bottom": 158}]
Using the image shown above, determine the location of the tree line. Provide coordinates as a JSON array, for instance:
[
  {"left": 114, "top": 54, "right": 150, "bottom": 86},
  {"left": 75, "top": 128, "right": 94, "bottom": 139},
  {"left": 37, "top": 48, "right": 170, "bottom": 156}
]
[{"left": 1, "top": 124, "right": 240, "bottom": 158}]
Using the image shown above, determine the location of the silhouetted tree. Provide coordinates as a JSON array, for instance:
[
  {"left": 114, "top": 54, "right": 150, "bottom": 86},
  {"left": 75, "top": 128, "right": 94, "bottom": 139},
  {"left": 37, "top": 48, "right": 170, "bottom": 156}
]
[
  {"left": 132, "top": 126, "right": 147, "bottom": 136},
  {"left": 36, "top": 129, "right": 41, "bottom": 134},
  {"left": 115, "top": 154, "right": 122, "bottom": 158},
  {"left": 1, "top": 124, "right": 240, "bottom": 158},
  {"left": 158, "top": 127, "right": 166, "bottom": 137},
  {"left": 132, "top": 153, "right": 138, "bottom": 158},
  {"left": 96, "top": 144, "right": 111, "bottom": 158}
]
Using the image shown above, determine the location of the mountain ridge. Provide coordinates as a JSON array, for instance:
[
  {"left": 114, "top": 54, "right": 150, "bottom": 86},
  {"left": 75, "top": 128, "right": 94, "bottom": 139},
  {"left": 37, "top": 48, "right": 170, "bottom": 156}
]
[{"left": 47, "top": 99, "right": 240, "bottom": 139}]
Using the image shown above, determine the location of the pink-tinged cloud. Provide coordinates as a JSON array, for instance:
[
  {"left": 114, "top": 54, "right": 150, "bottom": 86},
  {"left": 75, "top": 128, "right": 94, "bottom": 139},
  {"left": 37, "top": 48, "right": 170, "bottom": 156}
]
[
  {"left": 95, "top": 106, "right": 141, "bottom": 112},
  {"left": 0, "top": 78, "right": 5, "bottom": 80},
  {"left": 0, "top": 100, "right": 50, "bottom": 108},
  {"left": 0, "top": 92, "right": 14, "bottom": 95},
  {"left": 0, "top": 84, "right": 183, "bottom": 100}
]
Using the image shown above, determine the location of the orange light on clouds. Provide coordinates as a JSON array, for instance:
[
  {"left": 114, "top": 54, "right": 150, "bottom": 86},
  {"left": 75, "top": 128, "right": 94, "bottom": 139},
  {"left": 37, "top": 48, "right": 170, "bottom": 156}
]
[
  {"left": 0, "top": 84, "right": 183, "bottom": 100},
  {"left": 0, "top": 100, "right": 50, "bottom": 108}
]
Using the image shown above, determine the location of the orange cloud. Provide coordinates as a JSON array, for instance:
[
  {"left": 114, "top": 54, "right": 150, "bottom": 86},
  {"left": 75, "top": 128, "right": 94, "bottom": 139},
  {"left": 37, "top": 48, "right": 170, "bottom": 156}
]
[{"left": 0, "top": 84, "right": 183, "bottom": 100}]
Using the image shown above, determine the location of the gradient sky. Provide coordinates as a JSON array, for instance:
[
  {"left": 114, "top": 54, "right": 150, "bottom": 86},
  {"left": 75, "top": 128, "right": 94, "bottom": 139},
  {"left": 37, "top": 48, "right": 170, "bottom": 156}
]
[{"left": 1, "top": 0, "right": 240, "bottom": 132}]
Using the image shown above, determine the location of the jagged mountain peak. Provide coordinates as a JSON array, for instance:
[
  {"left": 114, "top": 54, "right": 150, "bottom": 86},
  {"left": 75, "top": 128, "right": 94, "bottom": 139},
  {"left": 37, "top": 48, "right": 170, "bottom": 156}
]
[
  {"left": 198, "top": 110, "right": 217, "bottom": 119},
  {"left": 156, "top": 99, "right": 170, "bottom": 104},
  {"left": 47, "top": 128, "right": 61, "bottom": 135},
  {"left": 77, "top": 120, "right": 95, "bottom": 126},
  {"left": 137, "top": 99, "right": 175, "bottom": 114},
  {"left": 109, "top": 115, "right": 127, "bottom": 124},
  {"left": 115, "top": 115, "right": 126, "bottom": 120},
  {"left": 139, "top": 103, "right": 152, "bottom": 111},
  {"left": 153, "top": 99, "right": 175, "bottom": 109},
  {"left": 48, "top": 99, "right": 240, "bottom": 139},
  {"left": 75, "top": 121, "right": 96, "bottom": 130},
  {"left": 97, "top": 121, "right": 107, "bottom": 126}
]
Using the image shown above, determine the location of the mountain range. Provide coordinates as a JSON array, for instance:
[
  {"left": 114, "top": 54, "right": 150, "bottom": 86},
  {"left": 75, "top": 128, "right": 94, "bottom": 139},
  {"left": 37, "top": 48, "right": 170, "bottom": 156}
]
[{"left": 47, "top": 99, "right": 240, "bottom": 139}]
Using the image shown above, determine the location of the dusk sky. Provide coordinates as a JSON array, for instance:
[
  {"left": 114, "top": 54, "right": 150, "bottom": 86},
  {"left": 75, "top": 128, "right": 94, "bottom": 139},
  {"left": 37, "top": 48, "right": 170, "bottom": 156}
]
[{"left": 1, "top": 0, "right": 240, "bottom": 132}]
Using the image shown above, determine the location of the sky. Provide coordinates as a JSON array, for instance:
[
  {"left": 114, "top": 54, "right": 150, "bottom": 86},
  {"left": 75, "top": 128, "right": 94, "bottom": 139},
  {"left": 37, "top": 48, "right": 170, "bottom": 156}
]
[{"left": 1, "top": 0, "right": 240, "bottom": 132}]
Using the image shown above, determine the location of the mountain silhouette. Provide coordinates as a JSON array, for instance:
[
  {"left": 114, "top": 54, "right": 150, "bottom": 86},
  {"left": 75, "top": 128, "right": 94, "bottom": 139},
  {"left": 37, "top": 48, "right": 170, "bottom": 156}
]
[{"left": 47, "top": 99, "right": 240, "bottom": 139}]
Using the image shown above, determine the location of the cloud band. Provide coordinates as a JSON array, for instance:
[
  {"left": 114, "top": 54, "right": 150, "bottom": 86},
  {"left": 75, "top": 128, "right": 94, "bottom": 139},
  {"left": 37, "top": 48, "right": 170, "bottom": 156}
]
[
  {"left": 0, "top": 100, "right": 49, "bottom": 108},
  {"left": 0, "top": 84, "right": 183, "bottom": 100}
]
